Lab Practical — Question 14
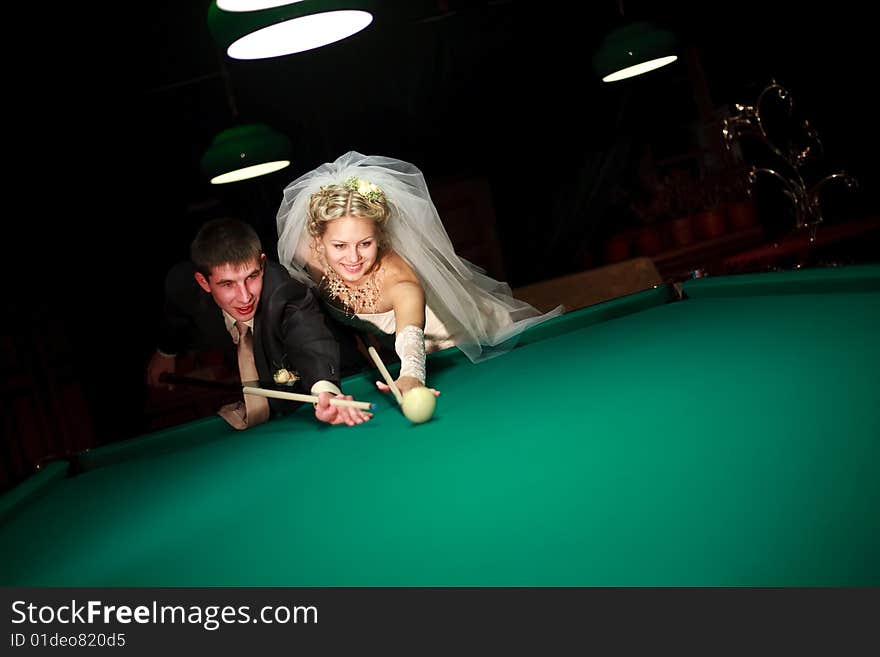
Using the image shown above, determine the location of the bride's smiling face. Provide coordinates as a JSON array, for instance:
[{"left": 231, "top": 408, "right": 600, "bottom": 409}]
[{"left": 319, "top": 215, "right": 379, "bottom": 284}]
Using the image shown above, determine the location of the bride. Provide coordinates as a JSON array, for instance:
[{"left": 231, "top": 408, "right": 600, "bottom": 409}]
[{"left": 276, "top": 151, "right": 561, "bottom": 396}]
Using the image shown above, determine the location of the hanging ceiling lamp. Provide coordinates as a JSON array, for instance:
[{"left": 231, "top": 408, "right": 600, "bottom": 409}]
[
  {"left": 201, "top": 123, "right": 292, "bottom": 185},
  {"left": 208, "top": 1, "right": 375, "bottom": 60},
  {"left": 592, "top": 1, "right": 678, "bottom": 83},
  {"left": 200, "top": 54, "right": 292, "bottom": 185}
]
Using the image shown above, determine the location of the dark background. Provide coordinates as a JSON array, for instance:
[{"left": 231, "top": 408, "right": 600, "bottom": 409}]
[{"left": 4, "top": 0, "right": 876, "bottom": 489}]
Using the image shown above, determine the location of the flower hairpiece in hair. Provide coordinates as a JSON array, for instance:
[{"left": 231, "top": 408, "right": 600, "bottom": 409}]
[{"left": 344, "top": 176, "right": 384, "bottom": 202}]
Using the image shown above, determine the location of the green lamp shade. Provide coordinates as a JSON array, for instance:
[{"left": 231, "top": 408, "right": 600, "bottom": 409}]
[
  {"left": 201, "top": 123, "right": 291, "bottom": 185},
  {"left": 217, "top": 1, "right": 304, "bottom": 10},
  {"left": 593, "top": 21, "right": 678, "bottom": 83},
  {"left": 208, "top": 1, "right": 374, "bottom": 59}
]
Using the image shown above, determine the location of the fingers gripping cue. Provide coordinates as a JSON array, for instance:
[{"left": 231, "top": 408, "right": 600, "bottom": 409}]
[{"left": 242, "top": 386, "right": 375, "bottom": 410}]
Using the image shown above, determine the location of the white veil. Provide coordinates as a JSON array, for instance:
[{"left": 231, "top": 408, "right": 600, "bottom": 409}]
[{"left": 276, "top": 151, "right": 562, "bottom": 363}]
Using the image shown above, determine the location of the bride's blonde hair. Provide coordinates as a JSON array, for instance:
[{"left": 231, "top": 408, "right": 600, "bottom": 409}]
[{"left": 307, "top": 183, "right": 392, "bottom": 251}]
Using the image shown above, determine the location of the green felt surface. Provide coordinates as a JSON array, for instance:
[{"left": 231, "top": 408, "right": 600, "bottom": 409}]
[{"left": 2, "top": 268, "right": 878, "bottom": 586}]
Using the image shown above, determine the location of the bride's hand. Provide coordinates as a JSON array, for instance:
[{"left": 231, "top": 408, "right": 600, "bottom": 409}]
[{"left": 376, "top": 376, "right": 440, "bottom": 398}]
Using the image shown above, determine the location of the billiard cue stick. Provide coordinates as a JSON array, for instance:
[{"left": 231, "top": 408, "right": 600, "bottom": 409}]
[
  {"left": 242, "top": 386, "right": 376, "bottom": 411},
  {"left": 157, "top": 374, "right": 375, "bottom": 410},
  {"left": 367, "top": 346, "right": 404, "bottom": 406}
]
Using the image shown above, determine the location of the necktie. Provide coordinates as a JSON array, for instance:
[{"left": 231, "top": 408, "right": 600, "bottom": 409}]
[
  {"left": 237, "top": 321, "right": 270, "bottom": 426},
  {"left": 218, "top": 321, "right": 270, "bottom": 429}
]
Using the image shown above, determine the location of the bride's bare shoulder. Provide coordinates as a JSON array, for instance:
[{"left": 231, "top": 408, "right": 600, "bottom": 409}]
[{"left": 381, "top": 251, "right": 418, "bottom": 283}]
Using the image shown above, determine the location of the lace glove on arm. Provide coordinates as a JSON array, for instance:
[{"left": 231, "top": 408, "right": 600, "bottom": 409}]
[{"left": 395, "top": 325, "right": 426, "bottom": 385}]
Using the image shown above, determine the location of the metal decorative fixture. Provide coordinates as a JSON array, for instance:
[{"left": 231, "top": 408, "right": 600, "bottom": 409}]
[{"left": 721, "top": 80, "right": 858, "bottom": 234}]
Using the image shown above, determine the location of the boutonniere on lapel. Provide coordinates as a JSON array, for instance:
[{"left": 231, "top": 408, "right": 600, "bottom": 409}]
[{"left": 272, "top": 355, "right": 299, "bottom": 386}]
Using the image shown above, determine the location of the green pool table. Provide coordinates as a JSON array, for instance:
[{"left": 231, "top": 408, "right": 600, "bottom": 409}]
[{"left": 2, "top": 265, "right": 879, "bottom": 586}]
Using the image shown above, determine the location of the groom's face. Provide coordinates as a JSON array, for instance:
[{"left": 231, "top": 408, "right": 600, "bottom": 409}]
[{"left": 195, "top": 254, "right": 266, "bottom": 322}]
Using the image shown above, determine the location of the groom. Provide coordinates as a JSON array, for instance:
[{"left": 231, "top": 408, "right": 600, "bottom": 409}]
[{"left": 146, "top": 217, "right": 370, "bottom": 428}]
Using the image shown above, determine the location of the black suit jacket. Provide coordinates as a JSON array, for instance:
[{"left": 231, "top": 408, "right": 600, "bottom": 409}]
[{"left": 156, "top": 259, "right": 349, "bottom": 417}]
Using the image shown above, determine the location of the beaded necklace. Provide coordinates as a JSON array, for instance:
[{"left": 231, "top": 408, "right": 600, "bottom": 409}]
[{"left": 321, "top": 263, "right": 382, "bottom": 315}]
